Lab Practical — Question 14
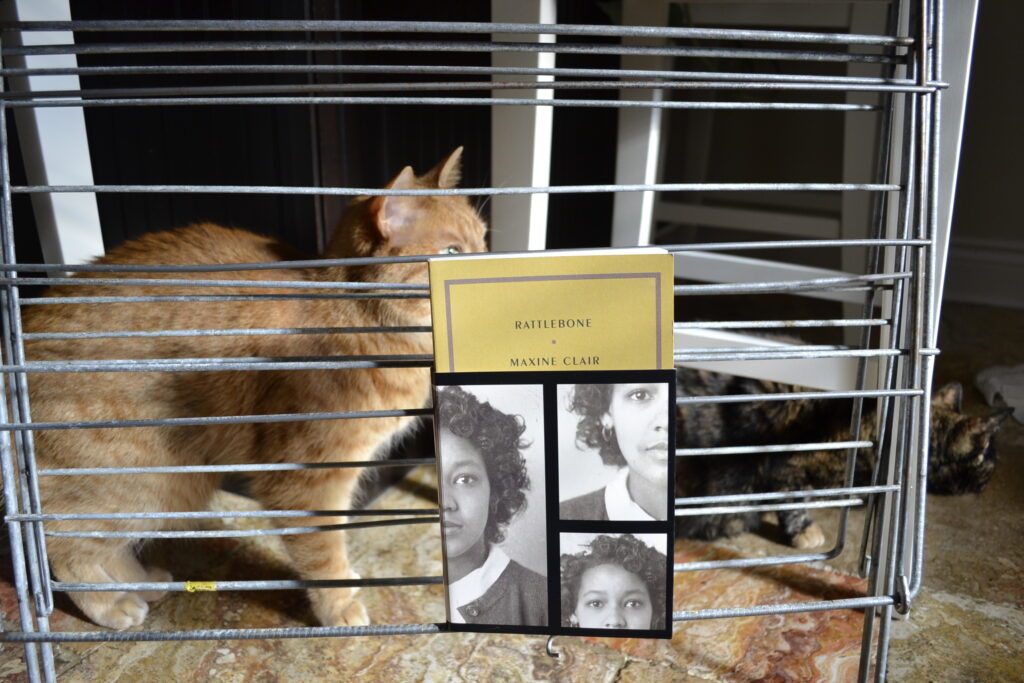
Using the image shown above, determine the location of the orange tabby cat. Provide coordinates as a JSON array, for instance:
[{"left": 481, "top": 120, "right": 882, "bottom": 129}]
[{"left": 22, "top": 147, "right": 486, "bottom": 629}]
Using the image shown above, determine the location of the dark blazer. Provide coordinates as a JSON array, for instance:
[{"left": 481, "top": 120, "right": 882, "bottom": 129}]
[
  {"left": 456, "top": 560, "right": 548, "bottom": 626},
  {"left": 559, "top": 487, "right": 608, "bottom": 520}
]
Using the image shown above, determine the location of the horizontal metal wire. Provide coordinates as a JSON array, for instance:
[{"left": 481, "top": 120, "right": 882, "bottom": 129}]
[
  {"left": 676, "top": 551, "right": 840, "bottom": 573},
  {"left": 672, "top": 596, "right": 893, "bottom": 622},
  {"left": 0, "top": 19, "right": 914, "bottom": 46},
  {"left": 53, "top": 576, "right": 443, "bottom": 592},
  {"left": 0, "top": 239, "right": 930, "bottom": 275},
  {"left": 20, "top": 293, "right": 429, "bottom": 305},
  {"left": 675, "top": 498, "right": 863, "bottom": 517},
  {"left": 682, "top": 343, "right": 844, "bottom": 354},
  {"left": 0, "top": 63, "right": 940, "bottom": 90},
  {"left": 45, "top": 515, "right": 440, "bottom": 539},
  {"left": 1, "top": 40, "right": 902, "bottom": 66},
  {"left": 676, "top": 440, "right": 873, "bottom": 457},
  {"left": 676, "top": 485, "right": 899, "bottom": 507},
  {"left": 1, "top": 623, "right": 445, "bottom": 643},
  {"left": 675, "top": 347, "right": 910, "bottom": 363},
  {"left": 0, "top": 78, "right": 941, "bottom": 99},
  {"left": 39, "top": 458, "right": 435, "bottom": 477},
  {"left": 676, "top": 388, "right": 922, "bottom": 405},
  {"left": 2, "top": 95, "right": 882, "bottom": 112},
  {"left": 676, "top": 319, "right": 890, "bottom": 330},
  {"left": 8, "top": 508, "right": 439, "bottom": 522},
  {"left": 9, "top": 182, "right": 902, "bottom": 197},
  {"left": 0, "top": 408, "right": 434, "bottom": 433},
  {"left": 3, "top": 276, "right": 428, "bottom": 291},
  {"left": 663, "top": 238, "right": 927, "bottom": 252},
  {"left": 675, "top": 272, "right": 909, "bottom": 296},
  {"left": 22, "top": 325, "right": 433, "bottom": 341},
  {"left": 0, "top": 355, "right": 433, "bottom": 374},
  {"left": 9, "top": 507, "right": 440, "bottom": 524}
]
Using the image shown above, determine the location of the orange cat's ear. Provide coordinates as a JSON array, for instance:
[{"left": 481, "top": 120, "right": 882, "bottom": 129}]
[
  {"left": 425, "top": 146, "right": 463, "bottom": 189},
  {"left": 932, "top": 382, "right": 963, "bottom": 411},
  {"left": 369, "top": 166, "right": 421, "bottom": 244}
]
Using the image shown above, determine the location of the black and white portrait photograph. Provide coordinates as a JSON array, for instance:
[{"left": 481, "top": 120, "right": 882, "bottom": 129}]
[
  {"left": 559, "top": 532, "right": 668, "bottom": 631},
  {"left": 435, "top": 384, "right": 548, "bottom": 627},
  {"left": 557, "top": 383, "right": 672, "bottom": 521}
]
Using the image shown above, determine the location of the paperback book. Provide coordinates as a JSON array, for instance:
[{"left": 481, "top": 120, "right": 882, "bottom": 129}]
[{"left": 429, "top": 250, "right": 676, "bottom": 638}]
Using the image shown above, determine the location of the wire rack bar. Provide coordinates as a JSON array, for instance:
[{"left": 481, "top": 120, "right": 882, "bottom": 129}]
[
  {"left": 676, "top": 440, "right": 873, "bottom": 457},
  {"left": 9, "top": 508, "right": 439, "bottom": 522},
  {"left": 1, "top": 41, "right": 903, "bottom": 66},
  {"left": 0, "top": 408, "right": 434, "bottom": 432},
  {"left": 676, "top": 388, "right": 922, "bottom": 405},
  {"left": 675, "top": 552, "right": 842, "bottom": 573},
  {"left": 676, "top": 485, "right": 899, "bottom": 507},
  {"left": 673, "top": 597, "right": 893, "bottom": 622},
  {"left": 676, "top": 319, "right": 890, "bottom": 330},
  {"left": 2, "top": 96, "right": 882, "bottom": 112},
  {"left": 675, "top": 272, "right": 909, "bottom": 296},
  {"left": 675, "top": 499, "right": 864, "bottom": 517},
  {"left": 0, "top": 356, "right": 434, "bottom": 374},
  {"left": 0, "top": 80, "right": 941, "bottom": 99},
  {"left": 3, "top": 276, "right": 428, "bottom": 291},
  {"left": 0, "top": 64, "right": 942, "bottom": 90},
  {"left": 10, "top": 182, "right": 903, "bottom": 196},
  {"left": 1, "top": 624, "right": 444, "bottom": 643},
  {"left": 53, "top": 577, "right": 443, "bottom": 592},
  {"left": 23, "top": 325, "right": 433, "bottom": 341},
  {"left": 20, "top": 293, "right": 429, "bottom": 305},
  {"left": 675, "top": 348, "right": 922, "bottom": 363},
  {"left": 45, "top": 515, "right": 440, "bottom": 539},
  {"left": 38, "top": 458, "right": 436, "bottom": 477},
  {"left": 0, "top": 19, "right": 914, "bottom": 46}
]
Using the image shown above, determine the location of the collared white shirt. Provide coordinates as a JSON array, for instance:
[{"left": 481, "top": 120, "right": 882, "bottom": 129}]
[
  {"left": 448, "top": 545, "right": 511, "bottom": 623},
  {"left": 604, "top": 467, "right": 659, "bottom": 521}
]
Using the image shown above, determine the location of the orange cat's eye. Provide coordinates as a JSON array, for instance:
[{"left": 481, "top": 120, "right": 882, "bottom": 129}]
[{"left": 440, "top": 245, "right": 461, "bottom": 255}]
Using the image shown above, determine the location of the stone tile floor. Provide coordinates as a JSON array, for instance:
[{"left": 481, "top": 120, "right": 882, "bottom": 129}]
[{"left": 1, "top": 301, "right": 1022, "bottom": 681}]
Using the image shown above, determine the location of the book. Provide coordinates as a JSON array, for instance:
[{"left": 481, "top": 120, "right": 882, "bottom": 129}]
[
  {"left": 429, "top": 250, "right": 676, "bottom": 638},
  {"left": 430, "top": 250, "right": 674, "bottom": 374}
]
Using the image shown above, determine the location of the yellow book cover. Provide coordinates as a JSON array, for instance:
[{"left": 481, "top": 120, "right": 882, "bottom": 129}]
[{"left": 429, "top": 250, "right": 674, "bottom": 374}]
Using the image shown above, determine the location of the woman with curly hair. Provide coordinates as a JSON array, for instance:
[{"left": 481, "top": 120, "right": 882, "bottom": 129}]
[
  {"left": 436, "top": 385, "right": 547, "bottom": 626},
  {"left": 560, "top": 383, "right": 670, "bottom": 521},
  {"left": 560, "top": 534, "right": 666, "bottom": 630}
]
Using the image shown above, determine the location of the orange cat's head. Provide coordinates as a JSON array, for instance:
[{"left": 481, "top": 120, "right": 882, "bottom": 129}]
[
  {"left": 327, "top": 147, "right": 488, "bottom": 263},
  {"left": 324, "top": 147, "right": 487, "bottom": 325}
]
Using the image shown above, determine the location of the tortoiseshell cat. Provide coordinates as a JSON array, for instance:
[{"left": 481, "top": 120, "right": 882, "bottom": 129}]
[
  {"left": 22, "top": 148, "right": 486, "bottom": 629},
  {"left": 674, "top": 368, "right": 1013, "bottom": 548}
]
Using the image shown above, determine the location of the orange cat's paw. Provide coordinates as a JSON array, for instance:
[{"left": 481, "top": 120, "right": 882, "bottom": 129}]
[
  {"left": 95, "top": 592, "right": 149, "bottom": 630},
  {"left": 310, "top": 579, "right": 370, "bottom": 627},
  {"left": 792, "top": 522, "right": 826, "bottom": 549},
  {"left": 139, "top": 567, "right": 173, "bottom": 602},
  {"left": 315, "top": 595, "right": 370, "bottom": 627}
]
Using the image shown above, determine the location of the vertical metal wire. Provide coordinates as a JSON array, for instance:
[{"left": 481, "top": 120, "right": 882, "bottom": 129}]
[{"left": 0, "top": 50, "right": 57, "bottom": 679}]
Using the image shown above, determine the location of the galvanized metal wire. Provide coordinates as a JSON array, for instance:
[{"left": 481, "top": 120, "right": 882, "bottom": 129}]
[{"left": 0, "top": 9, "right": 951, "bottom": 683}]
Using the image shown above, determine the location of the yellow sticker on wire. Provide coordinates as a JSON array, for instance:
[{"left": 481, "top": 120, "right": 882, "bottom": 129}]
[{"left": 185, "top": 581, "right": 217, "bottom": 593}]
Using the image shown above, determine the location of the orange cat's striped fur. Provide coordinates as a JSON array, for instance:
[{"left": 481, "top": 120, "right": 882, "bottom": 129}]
[{"left": 22, "top": 148, "right": 486, "bottom": 629}]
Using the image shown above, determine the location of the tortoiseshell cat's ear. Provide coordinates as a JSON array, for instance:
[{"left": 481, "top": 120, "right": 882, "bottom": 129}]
[
  {"left": 978, "top": 407, "right": 1014, "bottom": 434},
  {"left": 368, "top": 166, "right": 421, "bottom": 245},
  {"left": 424, "top": 146, "right": 463, "bottom": 189},
  {"left": 932, "top": 381, "right": 964, "bottom": 412}
]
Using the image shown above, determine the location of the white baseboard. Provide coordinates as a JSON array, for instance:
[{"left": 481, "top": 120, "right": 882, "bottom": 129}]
[{"left": 944, "top": 238, "right": 1024, "bottom": 309}]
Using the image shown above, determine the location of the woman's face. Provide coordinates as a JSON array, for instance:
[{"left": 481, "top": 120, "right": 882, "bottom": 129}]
[
  {"left": 440, "top": 428, "right": 491, "bottom": 559},
  {"left": 573, "top": 563, "right": 653, "bottom": 629},
  {"left": 606, "top": 383, "right": 669, "bottom": 487}
]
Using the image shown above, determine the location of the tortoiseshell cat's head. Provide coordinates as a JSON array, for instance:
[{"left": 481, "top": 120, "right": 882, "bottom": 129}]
[{"left": 928, "top": 382, "right": 1014, "bottom": 494}]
